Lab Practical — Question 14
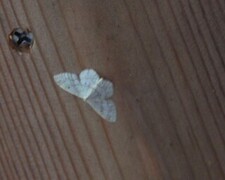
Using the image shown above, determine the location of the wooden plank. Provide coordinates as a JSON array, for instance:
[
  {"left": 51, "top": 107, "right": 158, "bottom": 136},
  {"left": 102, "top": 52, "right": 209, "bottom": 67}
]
[{"left": 0, "top": 0, "right": 224, "bottom": 179}]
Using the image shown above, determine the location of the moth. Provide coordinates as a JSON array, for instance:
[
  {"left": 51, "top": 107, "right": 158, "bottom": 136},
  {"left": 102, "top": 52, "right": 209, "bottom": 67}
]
[
  {"left": 8, "top": 28, "right": 34, "bottom": 53},
  {"left": 54, "top": 69, "right": 117, "bottom": 122}
]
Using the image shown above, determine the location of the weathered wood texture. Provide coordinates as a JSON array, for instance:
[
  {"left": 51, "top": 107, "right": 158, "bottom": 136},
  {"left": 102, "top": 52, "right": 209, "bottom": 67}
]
[{"left": 0, "top": 0, "right": 224, "bottom": 179}]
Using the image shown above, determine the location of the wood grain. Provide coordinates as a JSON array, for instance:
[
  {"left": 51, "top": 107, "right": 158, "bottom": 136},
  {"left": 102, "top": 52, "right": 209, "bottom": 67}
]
[{"left": 0, "top": 0, "right": 224, "bottom": 179}]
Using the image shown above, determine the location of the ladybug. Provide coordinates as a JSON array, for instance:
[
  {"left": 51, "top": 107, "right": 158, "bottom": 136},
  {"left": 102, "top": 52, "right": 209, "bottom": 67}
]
[{"left": 8, "top": 28, "right": 34, "bottom": 53}]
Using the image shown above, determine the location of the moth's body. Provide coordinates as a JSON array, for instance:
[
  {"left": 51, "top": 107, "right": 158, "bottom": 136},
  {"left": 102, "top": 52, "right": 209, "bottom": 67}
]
[{"left": 83, "top": 78, "right": 103, "bottom": 101}]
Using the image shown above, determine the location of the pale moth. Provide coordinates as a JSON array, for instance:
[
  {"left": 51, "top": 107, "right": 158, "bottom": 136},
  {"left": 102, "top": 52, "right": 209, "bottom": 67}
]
[{"left": 54, "top": 69, "right": 117, "bottom": 122}]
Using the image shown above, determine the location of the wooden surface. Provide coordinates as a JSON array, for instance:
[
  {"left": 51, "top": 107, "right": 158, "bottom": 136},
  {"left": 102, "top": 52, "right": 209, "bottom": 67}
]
[{"left": 0, "top": 0, "right": 225, "bottom": 179}]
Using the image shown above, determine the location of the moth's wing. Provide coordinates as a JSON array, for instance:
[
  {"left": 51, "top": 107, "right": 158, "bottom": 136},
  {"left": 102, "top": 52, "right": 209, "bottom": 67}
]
[
  {"left": 87, "top": 79, "right": 114, "bottom": 99},
  {"left": 79, "top": 69, "right": 100, "bottom": 91},
  {"left": 86, "top": 79, "right": 116, "bottom": 122},
  {"left": 87, "top": 99, "right": 117, "bottom": 122},
  {"left": 54, "top": 73, "right": 86, "bottom": 99}
]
